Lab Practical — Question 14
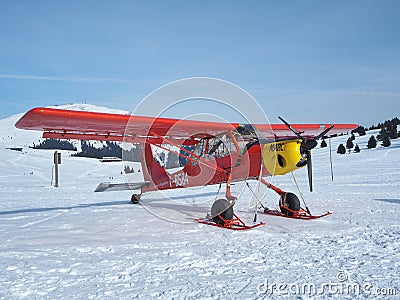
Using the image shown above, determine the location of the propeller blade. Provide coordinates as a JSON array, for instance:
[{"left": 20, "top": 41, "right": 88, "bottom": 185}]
[
  {"left": 278, "top": 116, "right": 332, "bottom": 193},
  {"left": 307, "top": 150, "right": 313, "bottom": 192},
  {"left": 315, "top": 125, "right": 334, "bottom": 140},
  {"left": 302, "top": 125, "right": 334, "bottom": 151},
  {"left": 278, "top": 116, "right": 304, "bottom": 140},
  {"left": 296, "top": 159, "right": 308, "bottom": 168},
  {"left": 303, "top": 139, "right": 318, "bottom": 150}
]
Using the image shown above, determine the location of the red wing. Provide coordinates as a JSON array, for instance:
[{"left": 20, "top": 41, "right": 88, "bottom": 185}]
[
  {"left": 15, "top": 107, "right": 358, "bottom": 143},
  {"left": 255, "top": 123, "right": 358, "bottom": 139},
  {"left": 15, "top": 107, "right": 238, "bottom": 143}
]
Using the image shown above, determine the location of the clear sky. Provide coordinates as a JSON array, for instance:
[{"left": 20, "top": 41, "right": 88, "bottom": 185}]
[{"left": 1, "top": 0, "right": 399, "bottom": 126}]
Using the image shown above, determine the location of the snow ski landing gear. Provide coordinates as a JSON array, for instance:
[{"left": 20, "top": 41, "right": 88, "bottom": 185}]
[
  {"left": 263, "top": 192, "right": 332, "bottom": 220},
  {"left": 263, "top": 208, "right": 332, "bottom": 219},
  {"left": 256, "top": 179, "right": 332, "bottom": 220},
  {"left": 195, "top": 199, "right": 265, "bottom": 230}
]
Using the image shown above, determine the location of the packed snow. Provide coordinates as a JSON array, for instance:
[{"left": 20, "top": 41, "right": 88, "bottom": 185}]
[{"left": 0, "top": 105, "right": 399, "bottom": 299}]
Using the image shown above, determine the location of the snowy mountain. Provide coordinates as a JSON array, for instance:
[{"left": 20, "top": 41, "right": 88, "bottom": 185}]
[
  {"left": 0, "top": 112, "right": 42, "bottom": 149},
  {"left": 1, "top": 103, "right": 131, "bottom": 153},
  {"left": 48, "top": 103, "right": 130, "bottom": 115},
  {"left": 0, "top": 105, "right": 399, "bottom": 299}
]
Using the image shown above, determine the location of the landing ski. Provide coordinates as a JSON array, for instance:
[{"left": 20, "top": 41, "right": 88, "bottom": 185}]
[
  {"left": 195, "top": 213, "right": 265, "bottom": 230},
  {"left": 263, "top": 208, "right": 332, "bottom": 220}
]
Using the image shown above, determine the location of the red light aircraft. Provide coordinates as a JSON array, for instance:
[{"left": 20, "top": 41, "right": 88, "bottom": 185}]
[{"left": 16, "top": 107, "right": 357, "bottom": 229}]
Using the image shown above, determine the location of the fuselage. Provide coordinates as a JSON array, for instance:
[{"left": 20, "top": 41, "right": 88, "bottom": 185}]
[{"left": 139, "top": 127, "right": 307, "bottom": 193}]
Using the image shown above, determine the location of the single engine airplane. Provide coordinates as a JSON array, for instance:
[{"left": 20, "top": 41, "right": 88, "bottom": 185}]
[{"left": 15, "top": 107, "right": 357, "bottom": 229}]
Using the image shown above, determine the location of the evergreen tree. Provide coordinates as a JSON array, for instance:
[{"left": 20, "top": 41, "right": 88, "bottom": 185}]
[
  {"left": 377, "top": 128, "right": 388, "bottom": 141},
  {"left": 337, "top": 144, "right": 346, "bottom": 154},
  {"left": 388, "top": 125, "right": 398, "bottom": 139},
  {"left": 124, "top": 165, "right": 135, "bottom": 173},
  {"left": 154, "top": 152, "right": 165, "bottom": 166},
  {"left": 354, "top": 144, "right": 360, "bottom": 153},
  {"left": 346, "top": 137, "right": 354, "bottom": 149},
  {"left": 320, "top": 139, "right": 327, "bottom": 148},
  {"left": 122, "top": 146, "right": 140, "bottom": 162},
  {"left": 381, "top": 135, "right": 391, "bottom": 147},
  {"left": 392, "top": 117, "right": 400, "bottom": 126},
  {"left": 72, "top": 141, "right": 125, "bottom": 159},
  {"left": 358, "top": 126, "right": 367, "bottom": 136},
  {"left": 367, "top": 135, "right": 377, "bottom": 149},
  {"left": 377, "top": 118, "right": 399, "bottom": 140},
  {"left": 350, "top": 133, "right": 355, "bottom": 141},
  {"left": 352, "top": 126, "right": 367, "bottom": 136},
  {"left": 369, "top": 124, "right": 378, "bottom": 130}
]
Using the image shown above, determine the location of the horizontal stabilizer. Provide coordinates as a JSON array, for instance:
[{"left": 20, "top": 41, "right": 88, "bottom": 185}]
[{"left": 94, "top": 181, "right": 149, "bottom": 192}]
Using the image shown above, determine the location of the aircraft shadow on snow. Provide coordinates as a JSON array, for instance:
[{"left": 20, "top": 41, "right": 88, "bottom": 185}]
[
  {"left": 0, "top": 191, "right": 218, "bottom": 217},
  {"left": 374, "top": 198, "right": 400, "bottom": 204},
  {"left": 0, "top": 200, "right": 129, "bottom": 216}
]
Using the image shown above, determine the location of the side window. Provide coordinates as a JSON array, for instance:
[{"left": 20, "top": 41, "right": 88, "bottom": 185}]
[
  {"left": 207, "top": 134, "right": 237, "bottom": 158},
  {"left": 179, "top": 145, "right": 194, "bottom": 167},
  {"left": 193, "top": 138, "right": 206, "bottom": 157},
  {"left": 188, "top": 134, "right": 238, "bottom": 166},
  {"left": 190, "top": 139, "right": 207, "bottom": 166}
]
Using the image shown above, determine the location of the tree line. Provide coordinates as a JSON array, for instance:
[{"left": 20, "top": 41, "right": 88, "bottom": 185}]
[
  {"left": 72, "top": 141, "right": 140, "bottom": 161},
  {"left": 32, "top": 139, "right": 77, "bottom": 151},
  {"left": 31, "top": 138, "right": 141, "bottom": 161},
  {"left": 320, "top": 117, "right": 399, "bottom": 154}
]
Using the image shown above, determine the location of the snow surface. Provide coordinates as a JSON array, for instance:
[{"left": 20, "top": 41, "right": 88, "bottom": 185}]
[
  {"left": 0, "top": 105, "right": 399, "bottom": 299},
  {"left": 48, "top": 103, "right": 130, "bottom": 115}
]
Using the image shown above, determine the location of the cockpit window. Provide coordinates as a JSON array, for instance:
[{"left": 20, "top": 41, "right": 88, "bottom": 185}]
[
  {"left": 207, "top": 134, "right": 237, "bottom": 158},
  {"left": 189, "top": 133, "right": 238, "bottom": 166},
  {"left": 233, "top": 124, "right": 259, "bottom": 153}
]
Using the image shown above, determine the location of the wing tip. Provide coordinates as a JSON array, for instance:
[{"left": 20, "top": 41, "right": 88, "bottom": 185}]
[{"left": 15, "top": 107, "right": 46, "bottom": 130}]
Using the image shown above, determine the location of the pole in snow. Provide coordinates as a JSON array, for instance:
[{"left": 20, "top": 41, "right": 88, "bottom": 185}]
[
  {"left": 54, "top": 151, "right": 61, "bottom": 187},
  {"left": 329, "top": 138, "right": 334, "bottom": 181}
]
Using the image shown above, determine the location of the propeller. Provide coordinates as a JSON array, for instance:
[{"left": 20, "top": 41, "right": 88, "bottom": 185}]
[{"left": 278, "top": 117, "right": 334, "bottom": 192}]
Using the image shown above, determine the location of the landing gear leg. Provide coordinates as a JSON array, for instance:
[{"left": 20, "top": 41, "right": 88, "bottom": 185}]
[
  {"left": 258, "top": 177, "right": 300, "bottom": 215},
  {"left": 225, "top": 173, "right": 237, "bottom": 201}
]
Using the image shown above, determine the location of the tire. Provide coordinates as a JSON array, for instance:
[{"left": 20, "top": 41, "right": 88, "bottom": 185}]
[
  {"left": 211, "top": 199, "right": 234, "bottom": 225},
  {"left": 131, "top": 194, "right": 140, "bottom": 204},
  {"left": 279, "top": 192, "right": 300, "bottom": 216}
]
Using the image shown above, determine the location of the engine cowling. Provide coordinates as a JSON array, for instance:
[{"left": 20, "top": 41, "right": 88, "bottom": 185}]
[{"left": 262, "top": 139, "right": 305, "bottom": 176}]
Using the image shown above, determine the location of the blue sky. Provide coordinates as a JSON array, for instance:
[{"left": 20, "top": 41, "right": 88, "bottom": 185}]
[{"left": 1, "top": 0, "right": 399, "bottom": 126}]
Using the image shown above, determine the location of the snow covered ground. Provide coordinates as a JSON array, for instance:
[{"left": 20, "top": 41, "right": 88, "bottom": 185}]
[{"left": 0, "top": 107, "right": 399, "bottom": 299}]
